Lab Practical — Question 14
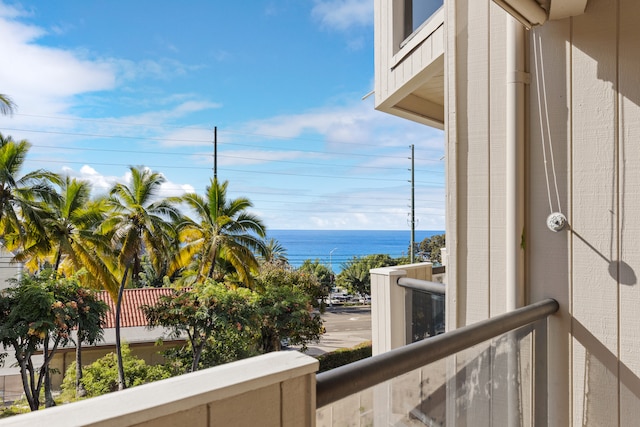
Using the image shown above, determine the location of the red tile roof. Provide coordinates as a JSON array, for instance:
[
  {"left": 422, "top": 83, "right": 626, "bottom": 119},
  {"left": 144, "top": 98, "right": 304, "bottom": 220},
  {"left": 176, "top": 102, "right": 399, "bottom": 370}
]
[{"left": 97, "top": 288, "right": 178, "bottom": 329}]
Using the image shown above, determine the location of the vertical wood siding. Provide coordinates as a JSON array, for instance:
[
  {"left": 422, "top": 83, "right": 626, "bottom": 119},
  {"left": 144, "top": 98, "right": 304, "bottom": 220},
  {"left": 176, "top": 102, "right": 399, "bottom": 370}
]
[
  {"left": 528, "top": 16, "right": 573, "bottom": 427},
  {"left": 617, "top": 0, "right": 640, "bottom": 424},
  {"left": 447, "top": 0, "right": 640, "bottom": 424},
  {"left": 374, "top": 2, "right": 444, "bottom": 108},
  {"left": 571, "top": 0, "right": 619, "bottom": 424}
]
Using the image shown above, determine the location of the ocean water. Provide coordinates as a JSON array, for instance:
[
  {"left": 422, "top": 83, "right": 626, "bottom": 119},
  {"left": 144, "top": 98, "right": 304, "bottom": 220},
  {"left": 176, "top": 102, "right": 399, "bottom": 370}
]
[{"left": 267, "top": 229, "right": 444, "bottom": 272}]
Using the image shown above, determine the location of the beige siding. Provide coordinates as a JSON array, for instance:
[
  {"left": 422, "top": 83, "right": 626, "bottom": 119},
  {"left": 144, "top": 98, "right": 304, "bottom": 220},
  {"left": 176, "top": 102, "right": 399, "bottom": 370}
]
[
  {"left": 374, "top": 0, "right": 445, "bottom": 127},
  {"left": 446, "top": 0, "right": 640, "bottom": 424},
  {"left": 528, "top": 17, "right": 573, "bottom": 427},
  {"left": 373, "top": 0, "right": 640, "bottom": 423},
  {"left": 570, "top": 0, "right": 620, "bottom": 424},
  {"left": 618, "top": 0, "right": 640, "bottom": 424},
  {"left": 488, "top": 3, "right": 508, "bottom": 318}
]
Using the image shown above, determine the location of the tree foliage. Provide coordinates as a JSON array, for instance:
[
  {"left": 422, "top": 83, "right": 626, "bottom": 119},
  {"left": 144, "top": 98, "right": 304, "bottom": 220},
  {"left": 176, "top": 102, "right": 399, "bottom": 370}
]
[
  {"left": 100, "top": 165, "right": 181, "bottom": 390},
  {"left": 0, "top": 133, "right": 60, "bottom": 250},
  {"left": 418, "top": 233, "right": 446, "bottom": 263},
  {"left": 142, "top": 281, "right": 257, "bottom": 373},
  {"left": 255, "top": 265, "right": 324, "bottom": 352},
  {"left": 336, "top": 254, "right": 396, "bottom": 296},
  {"left": 0, "top": 272, "right": 106, "bottom": 411},
  {"left": 170, "top": 178, "right": 266, "bottom": 286},
  {"left": 261, "top": 238, "right": 289, "bottom": 267},
  {"left": 297, "top": 259, "right": 332, "bottom": 309},
  {"left": 60, "top": 344, "right": 171, "bottom": 400},
  {"left": 0, "top": 94, "right": 16, "bottom": 116}
]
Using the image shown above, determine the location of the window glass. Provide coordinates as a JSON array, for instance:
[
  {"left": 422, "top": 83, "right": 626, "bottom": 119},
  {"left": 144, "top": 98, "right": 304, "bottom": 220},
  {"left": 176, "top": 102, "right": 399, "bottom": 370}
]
[{"left": 409, "top": 0, "right": 443, "bottom": 34}]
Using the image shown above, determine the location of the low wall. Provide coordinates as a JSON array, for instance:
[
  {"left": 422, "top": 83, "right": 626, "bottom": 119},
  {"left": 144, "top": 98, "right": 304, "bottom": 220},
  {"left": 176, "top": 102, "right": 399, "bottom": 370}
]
[{"left": 0, "top": 351, "right": 318, "bottom": 427}]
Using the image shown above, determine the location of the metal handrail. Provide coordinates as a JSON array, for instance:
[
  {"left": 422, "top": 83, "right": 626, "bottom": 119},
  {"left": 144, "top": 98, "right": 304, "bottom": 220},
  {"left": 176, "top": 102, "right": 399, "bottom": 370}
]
[
  {"left": 397, "top": 276, "right": 446, "bottom": 294},
  {"left": 316, "top": 298, "right": 558, "bottom": 408}
]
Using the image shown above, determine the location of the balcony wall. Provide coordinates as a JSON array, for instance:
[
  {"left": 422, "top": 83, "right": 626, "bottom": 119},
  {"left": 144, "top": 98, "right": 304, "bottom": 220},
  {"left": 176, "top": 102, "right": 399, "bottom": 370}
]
[{"left": 0, "top": 352, "right": 318, "bottom": 427}]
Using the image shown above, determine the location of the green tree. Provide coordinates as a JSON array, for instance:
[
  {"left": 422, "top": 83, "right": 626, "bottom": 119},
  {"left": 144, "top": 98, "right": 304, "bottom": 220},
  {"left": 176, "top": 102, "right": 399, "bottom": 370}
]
[
  {"left": 142, "top": 281, "right": 257, "bottom": 373},
  {"left": 0, "top": 272, "right": 105, "bottom": 410},
  {"left": 0, "top": 133, "right": 59, "bottom": 249},
  {"left": 171, "top": 178, "right": 266, "bottom": 286},
  {"left": 418, "top": 233, "right": 446, "bottom": 263},
  {"left": 255, "top": 265, "right": 324, "bottom": 353},
  {"left": 297, "top": 259, "right": 331, "bottom": 310},
  {"left": 261, "top": 238, "right": 289, "bottom": 267},
  {"left": 14, "top": 177, "right": 118, "bottom": 293},
  {"left": 100, "top": 166, "right": 180, "bottom": 390},
  {"left": 0, "top": 94, "right": 16, "bottom": 116},
  {"left": 70, "top": 283, "right": 108, "bottom": 398},
  {"left": 336, "top": 254, "right": 396, "bottom": 296}
]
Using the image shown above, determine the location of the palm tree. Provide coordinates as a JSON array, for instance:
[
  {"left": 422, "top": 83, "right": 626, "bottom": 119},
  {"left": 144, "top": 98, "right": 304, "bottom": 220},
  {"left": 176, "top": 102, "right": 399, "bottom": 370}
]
[
  {"left": 0, "top": 94, "right": 16, "bottom": 116},
  {"left": 171, "top": 178, "right": 267, "bottom": 287},
  {"left": 261, "top": 238, "right": 289, "bottom": 267},
  {"left": 0, "top": 133, "right": 59, "bottom": 249},
  {"left": 12, "top": 177, "right": 117, "bottom": 405},
  {"left": 15, "top": 177, "right": 117, "bottom": 286},
  {"left": 100, "top": 166, "right": 180, "bottom": 390}
]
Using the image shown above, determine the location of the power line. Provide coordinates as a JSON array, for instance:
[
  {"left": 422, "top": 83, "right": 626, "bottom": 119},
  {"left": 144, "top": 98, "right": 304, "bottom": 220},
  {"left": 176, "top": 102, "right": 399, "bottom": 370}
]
[
  {"left": 3, "top": 126, "right": 443, "bottom": 162},
  {"left": 26, "top": 159, "right": 443, "bottom": 185},
  {"left": 12, "top": 113, "right": 444, "bottom": 155},
  {"left": 29, "top": 143, "right": 441, "bottom": 173}
]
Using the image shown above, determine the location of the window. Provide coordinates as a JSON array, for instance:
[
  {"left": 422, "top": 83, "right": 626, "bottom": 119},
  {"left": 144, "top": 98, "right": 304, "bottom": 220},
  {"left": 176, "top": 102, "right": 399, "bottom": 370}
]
[{"left": 403, "top": 0, "right": 444, "bottom": 40}]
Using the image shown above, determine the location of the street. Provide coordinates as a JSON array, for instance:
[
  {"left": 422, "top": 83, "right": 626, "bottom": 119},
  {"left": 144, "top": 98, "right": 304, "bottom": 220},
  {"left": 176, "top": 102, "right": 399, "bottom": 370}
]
[{"left": 293, "top": 305, "right": 372, "bottom": 356}]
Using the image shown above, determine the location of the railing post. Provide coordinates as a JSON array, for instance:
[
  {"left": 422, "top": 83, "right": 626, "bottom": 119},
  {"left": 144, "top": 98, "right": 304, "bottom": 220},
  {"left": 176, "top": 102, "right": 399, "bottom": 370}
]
[{"left": 370, "top": 267, "right": 406, "bottom": 355}]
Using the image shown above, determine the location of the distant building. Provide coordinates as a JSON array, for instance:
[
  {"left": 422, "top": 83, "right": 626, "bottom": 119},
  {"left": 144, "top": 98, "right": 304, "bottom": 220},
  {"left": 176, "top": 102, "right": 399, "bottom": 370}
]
[
  {"left": 0, "top": 245, "right": 21, "bottom": 291},
  {"left": 1, "top": 287, "right": 185, "bottom": 398},
  {"left": 48, "top": 287, "right": 186, "bottom": 389}
]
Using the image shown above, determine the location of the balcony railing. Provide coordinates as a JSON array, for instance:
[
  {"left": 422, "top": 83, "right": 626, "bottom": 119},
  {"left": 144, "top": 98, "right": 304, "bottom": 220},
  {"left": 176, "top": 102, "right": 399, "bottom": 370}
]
[
  {"left": 0, "top": 298, "right": 558, "bottom": 427},
  {"left": 316, "top": 298, "right": 558, "bottom": 425}
]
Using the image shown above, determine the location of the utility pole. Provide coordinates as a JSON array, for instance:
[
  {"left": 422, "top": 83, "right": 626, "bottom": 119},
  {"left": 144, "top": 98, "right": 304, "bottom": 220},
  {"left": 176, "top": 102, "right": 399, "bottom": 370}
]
[
  {"left": 213, "top": 126, "right": 217, "bottom": 180},
  {"left": 410, "top": 144, "right": 415, "bottom": 263}
]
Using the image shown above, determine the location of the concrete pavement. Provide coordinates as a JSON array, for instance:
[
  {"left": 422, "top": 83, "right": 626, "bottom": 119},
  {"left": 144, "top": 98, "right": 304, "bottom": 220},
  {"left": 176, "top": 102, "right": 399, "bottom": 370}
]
[{"left": 293, "top": 306, "right": 372, "bottom": 356}]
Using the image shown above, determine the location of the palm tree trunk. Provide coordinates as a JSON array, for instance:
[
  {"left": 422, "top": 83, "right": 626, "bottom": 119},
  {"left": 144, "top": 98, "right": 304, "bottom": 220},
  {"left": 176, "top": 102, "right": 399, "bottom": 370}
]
[
  {"left": 206, "top": 247, "right": 218, "bottom": 279},
  {"left": 115, "top": 267, "right": 129, "bottom": 390},
  {"left": 53, "top": 249, "right": 62, "bottom": 273}
]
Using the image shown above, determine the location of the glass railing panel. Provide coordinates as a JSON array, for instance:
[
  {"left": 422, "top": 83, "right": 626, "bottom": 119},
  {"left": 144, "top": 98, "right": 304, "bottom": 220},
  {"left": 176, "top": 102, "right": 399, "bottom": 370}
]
[
  {"left": 317, "top": 324, "right": 535, "bottom": 426},
  {"left": 410, "top": 289, "right": 445, "bottom": 343}
]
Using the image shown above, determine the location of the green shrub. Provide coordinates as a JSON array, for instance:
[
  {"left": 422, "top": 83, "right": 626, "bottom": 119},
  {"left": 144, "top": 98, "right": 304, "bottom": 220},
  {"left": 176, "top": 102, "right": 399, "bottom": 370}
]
[
  {"left": 316, "top": 341, "right": 372, "bottom": 372},
  {"left": 60, "top": 344, "right": 172, "bottom": 401}
]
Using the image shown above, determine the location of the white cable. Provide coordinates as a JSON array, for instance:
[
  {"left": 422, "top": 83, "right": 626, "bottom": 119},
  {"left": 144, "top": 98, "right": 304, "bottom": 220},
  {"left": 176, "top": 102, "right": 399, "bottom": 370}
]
[
  {"left": 533, "top": 33, "right": 555, "bottom": 214},
  {"left": 537, "top": 32, "right": 563, "bottom": 214}
]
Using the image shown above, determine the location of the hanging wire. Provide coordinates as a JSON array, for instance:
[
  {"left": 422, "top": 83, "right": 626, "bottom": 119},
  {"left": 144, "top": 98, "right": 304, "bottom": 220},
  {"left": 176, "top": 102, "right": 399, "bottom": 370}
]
[{"left": 533, "top": 30, "right": 563, "bottom": 215}]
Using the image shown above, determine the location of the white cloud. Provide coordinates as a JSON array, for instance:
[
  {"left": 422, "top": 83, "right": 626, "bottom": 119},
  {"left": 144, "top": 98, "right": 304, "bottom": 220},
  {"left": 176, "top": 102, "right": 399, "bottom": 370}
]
[
  {"left": 242, "top": 101, "right": 443, "bottom": 149},
  {"left": 160, "top": 181, "right": 196, "bottom": 197},
  {"left": 0, "top": 7, "right": 208, "bottom": 121},
  {"left": 0, "top": 15, "right": 115, "bottom": 116},
  {"left": 60, "top": 165, "right": 194, "bottom": 199},
  {"left": 218, "top": 150, "right": 326, "bottom": 167},
  {"left": 0, "top": 2, "right": 29, "bottom": 19},
  {"left": 311, "top": 0, "right": 373, "bottom": 31}
]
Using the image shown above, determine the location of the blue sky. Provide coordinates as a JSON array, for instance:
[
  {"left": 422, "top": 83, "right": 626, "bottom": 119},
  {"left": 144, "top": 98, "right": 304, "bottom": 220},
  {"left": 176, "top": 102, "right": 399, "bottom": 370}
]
[{"left": 0, "top": 0, "right": 445, "bottom": 231}]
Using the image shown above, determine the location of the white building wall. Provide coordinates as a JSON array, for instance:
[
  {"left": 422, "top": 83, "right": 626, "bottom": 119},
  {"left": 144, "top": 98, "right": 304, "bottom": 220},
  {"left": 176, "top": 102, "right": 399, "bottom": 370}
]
[{"left": 0, "top": 246, "right": 20, "bottom": 290}]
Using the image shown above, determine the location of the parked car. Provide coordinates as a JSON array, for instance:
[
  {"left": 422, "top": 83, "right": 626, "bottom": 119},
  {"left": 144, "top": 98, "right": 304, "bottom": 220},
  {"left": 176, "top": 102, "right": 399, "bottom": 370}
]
[{"left": 358, "top": 295, "right": 371, "bottom": 304}]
